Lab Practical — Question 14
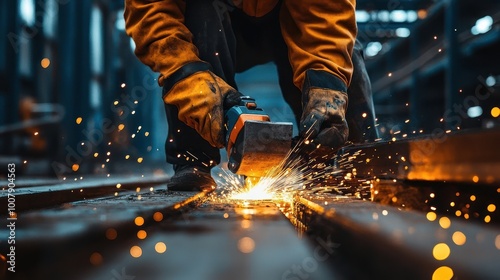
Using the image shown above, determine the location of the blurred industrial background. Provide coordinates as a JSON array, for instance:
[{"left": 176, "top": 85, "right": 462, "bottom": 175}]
[
  {"left": 1, "top": 1, "right": 500, "bottom": 279},
  {"left": 1, "top": 0, "right": 499, "bottom": 177}
]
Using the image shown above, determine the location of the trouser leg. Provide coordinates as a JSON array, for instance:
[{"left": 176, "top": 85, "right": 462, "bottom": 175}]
[
  {"left": 345, "top": 40, "right": 379, "bottom": 143},
  {"left": 164, "top": 0, "right": 237, "bottom": 167}
]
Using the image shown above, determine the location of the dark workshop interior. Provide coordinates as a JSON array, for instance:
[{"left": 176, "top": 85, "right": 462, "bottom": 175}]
[{"left": 1, "top": 0, "right": 499, "bottom": 279}]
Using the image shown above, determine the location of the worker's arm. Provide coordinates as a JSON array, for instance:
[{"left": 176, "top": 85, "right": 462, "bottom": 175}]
[
  {"left": 280, "top": 0, "right": 357, "bottom": 150},
  {"left": 124, "top": 0, "right": 241, "bottom": 148},
  {"left": 124, "top": 0, "right": 201, "bottom": 86}
]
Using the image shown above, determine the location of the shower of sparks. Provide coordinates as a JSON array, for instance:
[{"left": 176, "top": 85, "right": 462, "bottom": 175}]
[{"left": 213, "top": 133, "right": 349, "bottom": 203}]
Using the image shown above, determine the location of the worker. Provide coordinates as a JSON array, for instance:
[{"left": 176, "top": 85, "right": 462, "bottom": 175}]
[{"left": 124, "top": 0, "right": 377, "bottom": 191}]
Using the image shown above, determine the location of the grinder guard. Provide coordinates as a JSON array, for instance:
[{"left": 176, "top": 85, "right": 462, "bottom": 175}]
[{"left": 225, "top": 97, "right": 293, "bottom": 177}]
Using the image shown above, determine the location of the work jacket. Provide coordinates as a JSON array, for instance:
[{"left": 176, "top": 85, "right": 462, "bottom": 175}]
[{"left": 124, "top": 0, "right": 357, "bottom": 90}]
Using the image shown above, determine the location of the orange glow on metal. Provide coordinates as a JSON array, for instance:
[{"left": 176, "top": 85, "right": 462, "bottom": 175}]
[
  {"left": 231, "top": 182, "right": 274, "bottom": 201},
  {"left": 241, "top": 220, "right": 252, "bottom": 229},
  {"left": 238, "top": 237, "right": 255, "bottom": 253}
]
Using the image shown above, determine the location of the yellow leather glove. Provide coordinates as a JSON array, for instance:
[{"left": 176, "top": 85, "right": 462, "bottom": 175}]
[
  {"left": 163, "top": 70, "right": 240, "bottom": 148},
  {"left": 300, "top": 87, "right": 349, "bottom": 150}
]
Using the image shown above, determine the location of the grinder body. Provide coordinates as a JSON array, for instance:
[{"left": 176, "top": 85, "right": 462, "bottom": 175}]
[{"left": 225, "top": 97, "right": 293, "bottom": 177}]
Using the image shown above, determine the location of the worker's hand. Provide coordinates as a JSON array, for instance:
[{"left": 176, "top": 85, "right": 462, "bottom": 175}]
[
  {"left": 300, "top": 87, "right": 349, "bottom": 150},
  {"left": 163, "top": 70, "right": 242, "bottom": 148}
]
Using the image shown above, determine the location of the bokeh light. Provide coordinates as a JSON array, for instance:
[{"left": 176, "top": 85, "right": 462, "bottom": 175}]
[
  {"left": 105, "top": 228, "right": 117, "bottom": 240},
  {"left": 238, "top": 237, "right": 255, "bottom": 254},
  {"left": 41, "top": 58, "right": 51, "bottom": 68},
  {"left": 137, "top": 230, "right": 147, "bottom": 239},
  {"left": 134, "top": 216, "right": 144, "bottom": 226},
  {"left": 432, "top": 266, "right": 453, "bottom": 280},
  {"left": 153, "top": 212, "right": 163, "bottom": 222},
  {"left": 491, "top": 107, "right": 500, "bottom": 118},
  {"left": 452, "top": 231, "right": 466, "bottom": 245},
  {"left": 130, "top": 246, "right": 142, "bottom": 258},
  {"left": 487, "top": 204, "right": 496, "bottom": 212},
  {"left": 439, "top": 217, "right": 451, "bottom": 229},
  {"left": 155, "top": 242, "right": 167, "bottom": 254},
  {"left": 89, "top": 252, "right": 103, "bottom": 266},
  {"left": 433, "top": 243, "right": 450, "bottom": 260},
  {"left": 427, "top": 212, "right": 437, "bottom": 221}
]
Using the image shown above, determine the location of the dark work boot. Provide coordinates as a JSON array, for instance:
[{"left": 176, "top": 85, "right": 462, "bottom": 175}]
[{"left": 168, "top": 165, "right": 217, "bottom": 192}]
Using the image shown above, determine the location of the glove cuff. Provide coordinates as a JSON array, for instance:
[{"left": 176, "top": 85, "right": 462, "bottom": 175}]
[
  {"left": 162, "top": 61, "right": 212, "bottom": 95},
  {"left": 302, "top": 69, "right": 348, "bottom": 94}
]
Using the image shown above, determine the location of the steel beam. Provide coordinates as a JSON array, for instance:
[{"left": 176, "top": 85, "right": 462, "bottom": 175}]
[{"left": 339, "top": 128, "right": 500, "bottom": 184}]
